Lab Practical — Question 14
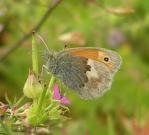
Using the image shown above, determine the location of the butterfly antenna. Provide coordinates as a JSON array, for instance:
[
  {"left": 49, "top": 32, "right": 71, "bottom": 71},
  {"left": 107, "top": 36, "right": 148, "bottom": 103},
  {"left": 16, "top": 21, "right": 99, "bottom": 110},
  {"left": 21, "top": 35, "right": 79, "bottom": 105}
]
[{"left": 35, "top": 33, "right": 51, "bottom": 53}]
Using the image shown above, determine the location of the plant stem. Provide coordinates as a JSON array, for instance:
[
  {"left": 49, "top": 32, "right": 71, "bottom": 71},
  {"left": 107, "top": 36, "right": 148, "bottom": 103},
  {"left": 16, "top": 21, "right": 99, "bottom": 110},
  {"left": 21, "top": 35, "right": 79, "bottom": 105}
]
[
  {"left": 107, "top": 114, "right": 115, "bottom": 135},
  {"left": 47, "top": 76, "right": 55, "bottom": 95},
  {"left": 37, "top": 88, "right": 47, "bottom": 112},
  {"left": 37, "top": 76, "right": 55, "bottom": 112},
  {"left": 15, "top": 95, "right": 26, "bottom": 107},
  {"left": 32, "top": 33, "right": 38, "bottom": 75},
  {"left": 0, "top": 121, "right": 11, "bottom": 135}
]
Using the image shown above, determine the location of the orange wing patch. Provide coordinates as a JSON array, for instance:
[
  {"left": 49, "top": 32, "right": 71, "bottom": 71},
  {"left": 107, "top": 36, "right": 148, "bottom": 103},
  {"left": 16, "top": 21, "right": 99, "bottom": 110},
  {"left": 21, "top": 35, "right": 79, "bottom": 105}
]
[
  {"left": 70, "top": 49, "right": 99, "bottom": 61},
  {"left": 69, "top": 48, "right": 114, "bottom": 70}
]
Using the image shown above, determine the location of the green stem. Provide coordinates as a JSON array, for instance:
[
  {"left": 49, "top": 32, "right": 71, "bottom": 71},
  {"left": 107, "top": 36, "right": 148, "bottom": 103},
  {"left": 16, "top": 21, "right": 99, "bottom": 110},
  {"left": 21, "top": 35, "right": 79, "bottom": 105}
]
[
  {"left": 0, "top": 121, "right": 11, "bottom": 135},
  {"left": 46, "top": 76, "right": 55, "bottom": 95},
  {"left": 37, "top": 88, "right": 47, "bottom": 112},
  {"left": 45, "top": 102, "right": 54, "bottom": 112},
  {"left": 32, "top": 33, "right": 38, "bottom": 75},
  {"left": 45, "top": 100, "right": 59, "bottom": 112},
  {"left": 15, "top": 95, "right": 26, "bottom": 107},
  {"left": 107, "top": 114, "right": 115, "bottom": 135},
  {"left": 37, "top": 76, "right": 55, "bottom": 112}
]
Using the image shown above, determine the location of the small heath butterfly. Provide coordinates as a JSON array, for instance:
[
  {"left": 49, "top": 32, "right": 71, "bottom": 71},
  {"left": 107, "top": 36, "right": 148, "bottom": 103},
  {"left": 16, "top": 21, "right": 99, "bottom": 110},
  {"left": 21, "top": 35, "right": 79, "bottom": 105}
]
[{"left": 44, "top": 47, "right": 122, "bottom": 100}]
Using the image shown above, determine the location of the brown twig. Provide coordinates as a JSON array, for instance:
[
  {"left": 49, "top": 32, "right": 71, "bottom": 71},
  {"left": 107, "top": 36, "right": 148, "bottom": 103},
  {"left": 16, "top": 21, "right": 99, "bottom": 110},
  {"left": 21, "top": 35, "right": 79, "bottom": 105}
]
[{"left": 0, "top": 0, "right": 62, "bottom": 62}]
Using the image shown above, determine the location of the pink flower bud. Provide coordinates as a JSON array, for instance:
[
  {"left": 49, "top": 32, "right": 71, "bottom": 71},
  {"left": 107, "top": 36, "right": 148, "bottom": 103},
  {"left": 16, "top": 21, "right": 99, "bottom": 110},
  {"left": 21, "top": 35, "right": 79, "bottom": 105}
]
[{"left": 23, "top": 70, "right": 43, "bottom": 99}]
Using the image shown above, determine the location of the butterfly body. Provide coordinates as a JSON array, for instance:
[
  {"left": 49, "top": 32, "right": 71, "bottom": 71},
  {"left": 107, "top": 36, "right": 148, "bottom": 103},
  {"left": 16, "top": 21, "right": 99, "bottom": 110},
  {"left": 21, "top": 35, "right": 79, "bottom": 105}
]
[{"left": 45, "top": 47, "right": 122, "bottom": 100}]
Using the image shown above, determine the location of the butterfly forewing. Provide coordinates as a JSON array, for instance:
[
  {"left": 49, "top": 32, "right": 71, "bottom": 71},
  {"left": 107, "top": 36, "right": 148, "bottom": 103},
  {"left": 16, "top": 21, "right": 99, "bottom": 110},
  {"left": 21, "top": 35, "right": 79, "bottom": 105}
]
[{"left": 53, "top": 51, "right": 90, "bottom": 91}]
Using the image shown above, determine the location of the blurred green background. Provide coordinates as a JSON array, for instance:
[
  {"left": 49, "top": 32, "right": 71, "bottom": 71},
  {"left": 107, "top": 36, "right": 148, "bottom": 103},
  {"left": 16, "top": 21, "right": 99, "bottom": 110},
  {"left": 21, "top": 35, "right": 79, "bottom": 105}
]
[{"left": 0, "top": 0, "right": 149, "bottom": 135}]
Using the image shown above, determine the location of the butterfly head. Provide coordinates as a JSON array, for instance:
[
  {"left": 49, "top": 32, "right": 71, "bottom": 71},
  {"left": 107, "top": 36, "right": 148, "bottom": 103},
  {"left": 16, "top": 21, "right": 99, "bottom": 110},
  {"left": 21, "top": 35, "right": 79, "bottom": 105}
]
[{"left": 42, "top": 50, "right": 58, "bottom": 74}]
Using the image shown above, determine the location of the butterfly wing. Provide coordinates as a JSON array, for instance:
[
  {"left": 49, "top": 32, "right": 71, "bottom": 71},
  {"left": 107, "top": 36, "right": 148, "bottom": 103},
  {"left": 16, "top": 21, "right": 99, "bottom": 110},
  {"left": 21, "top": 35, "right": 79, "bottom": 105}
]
[
  {"left": 53, "top": 52, "right": 91, "bottom": 91},
  {"left": 55, "top": 47, "right": 122, "bottom": 100}
]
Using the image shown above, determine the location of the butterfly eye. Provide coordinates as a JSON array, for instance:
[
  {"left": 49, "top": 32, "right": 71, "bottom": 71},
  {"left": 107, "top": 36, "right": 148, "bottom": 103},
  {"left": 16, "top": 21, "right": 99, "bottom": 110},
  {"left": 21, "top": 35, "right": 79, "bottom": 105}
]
[{"left": 104, "top": 56, "right": 110, "bottom": 62}]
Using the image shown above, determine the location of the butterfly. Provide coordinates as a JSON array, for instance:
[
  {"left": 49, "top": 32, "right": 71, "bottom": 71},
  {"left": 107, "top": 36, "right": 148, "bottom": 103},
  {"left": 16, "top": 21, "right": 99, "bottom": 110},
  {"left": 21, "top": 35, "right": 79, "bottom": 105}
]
[{"left": 44, "top": 47, "right": 122, "bottom": 100}]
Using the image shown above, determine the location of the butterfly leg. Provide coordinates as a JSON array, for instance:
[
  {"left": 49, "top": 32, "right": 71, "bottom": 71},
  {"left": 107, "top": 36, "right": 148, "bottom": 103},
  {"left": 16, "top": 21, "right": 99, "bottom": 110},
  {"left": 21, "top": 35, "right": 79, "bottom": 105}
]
[
  {"left": 40, "top": 65, "right": 50, "bottom": 78},
  {"left": 38, "top": 65, "right": 50, "bottom": 85}
]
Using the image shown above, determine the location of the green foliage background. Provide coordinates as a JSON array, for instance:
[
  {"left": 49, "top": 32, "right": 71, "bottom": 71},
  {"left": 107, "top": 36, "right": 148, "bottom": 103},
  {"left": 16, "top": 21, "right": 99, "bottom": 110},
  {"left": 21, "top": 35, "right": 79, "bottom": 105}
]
[{"left": 0, "top": 0, "right": 149, "bottom": 135}]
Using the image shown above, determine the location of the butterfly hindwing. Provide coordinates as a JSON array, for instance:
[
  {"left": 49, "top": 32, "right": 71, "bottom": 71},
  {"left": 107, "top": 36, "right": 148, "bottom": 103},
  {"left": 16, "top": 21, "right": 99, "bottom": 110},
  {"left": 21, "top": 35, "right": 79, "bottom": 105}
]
[{"left": 77, "top": 59, "right": 112, "bottom": 99}]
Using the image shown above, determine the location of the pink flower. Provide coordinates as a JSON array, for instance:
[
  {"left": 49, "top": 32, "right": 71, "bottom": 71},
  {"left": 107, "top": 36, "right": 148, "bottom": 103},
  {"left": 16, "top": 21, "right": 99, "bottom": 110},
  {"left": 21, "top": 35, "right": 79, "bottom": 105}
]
[{"left": 53, "top": 84, "right": 71, "bottom": 105}]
